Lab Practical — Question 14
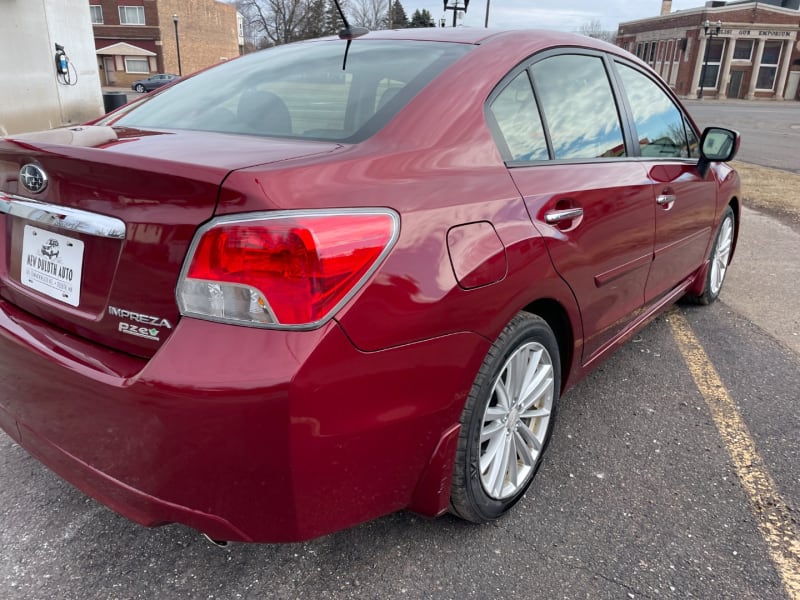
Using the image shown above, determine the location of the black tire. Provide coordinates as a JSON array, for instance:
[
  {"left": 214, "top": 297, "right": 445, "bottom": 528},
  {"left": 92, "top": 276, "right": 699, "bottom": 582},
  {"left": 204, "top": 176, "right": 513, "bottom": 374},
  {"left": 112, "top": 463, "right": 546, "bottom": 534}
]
[
  {"left": 135, "top": 84, "right": 146, "bottom": 93},
  {"left": 685, "top": 205, "right": 735, "bottom": 305},
  {"left": 450, "top": 312, "right": 561, "bottom": 523}
]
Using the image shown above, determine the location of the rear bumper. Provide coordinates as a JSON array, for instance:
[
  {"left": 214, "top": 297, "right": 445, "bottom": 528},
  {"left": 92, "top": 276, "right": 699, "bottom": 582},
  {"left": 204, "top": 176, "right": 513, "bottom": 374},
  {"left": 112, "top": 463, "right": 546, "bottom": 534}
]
[
  {"left": 0, "top": 299, "right": 487, "bottom": 542},
  {"left": 14, "top": 420, "right": 253, "bottom": 541}
]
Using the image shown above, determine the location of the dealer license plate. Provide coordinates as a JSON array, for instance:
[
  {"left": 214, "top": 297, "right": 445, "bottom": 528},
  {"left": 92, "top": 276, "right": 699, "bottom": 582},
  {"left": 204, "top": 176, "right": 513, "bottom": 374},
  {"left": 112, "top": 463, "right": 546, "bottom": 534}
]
[{"left": 20, "top": 225, "right": 84, "bottom": 307}]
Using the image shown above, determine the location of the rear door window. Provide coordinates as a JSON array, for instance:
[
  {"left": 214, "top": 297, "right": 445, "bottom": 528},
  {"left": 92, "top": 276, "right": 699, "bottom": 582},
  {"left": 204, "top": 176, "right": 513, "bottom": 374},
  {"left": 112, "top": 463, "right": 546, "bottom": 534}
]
[{"left": 530, "top": 54, "right": 626, "bottom": 159}]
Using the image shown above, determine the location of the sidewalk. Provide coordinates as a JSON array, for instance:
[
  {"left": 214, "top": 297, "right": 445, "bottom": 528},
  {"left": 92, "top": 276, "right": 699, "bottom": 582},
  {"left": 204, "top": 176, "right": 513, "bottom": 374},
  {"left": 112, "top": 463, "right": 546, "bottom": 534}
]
[{"left": 724, "top": 205, "right": 800, "bottom": 356}]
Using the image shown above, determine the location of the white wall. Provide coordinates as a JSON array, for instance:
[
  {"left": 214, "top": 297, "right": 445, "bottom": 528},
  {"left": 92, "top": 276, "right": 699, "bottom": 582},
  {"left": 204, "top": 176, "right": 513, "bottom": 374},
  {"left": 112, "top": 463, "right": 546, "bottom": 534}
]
[{"left": 0, "top": 0, "right": 104, "bottom": 135}]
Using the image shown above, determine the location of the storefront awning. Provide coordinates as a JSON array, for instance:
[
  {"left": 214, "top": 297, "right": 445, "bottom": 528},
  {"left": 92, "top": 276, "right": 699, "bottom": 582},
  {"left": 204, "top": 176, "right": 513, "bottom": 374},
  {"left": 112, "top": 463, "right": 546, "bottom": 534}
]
[{"left": 95, "top": 42, "right": 156, "bottom": 57}]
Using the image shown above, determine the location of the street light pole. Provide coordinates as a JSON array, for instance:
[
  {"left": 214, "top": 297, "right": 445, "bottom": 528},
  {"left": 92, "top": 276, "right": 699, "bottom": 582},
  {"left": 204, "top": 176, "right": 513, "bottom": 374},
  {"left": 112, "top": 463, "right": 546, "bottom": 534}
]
[
  {"left": 443, "top": 0, "right": 469, "bottom": 27},
  {"left": 173, "top": 14, "right": 182, "bottom": 76},
  {"left": 484, "top": 0, "right": 490, "bottom": 28},
  {"left": 698, "top": 19, "right": 721, "bottom": 99}
]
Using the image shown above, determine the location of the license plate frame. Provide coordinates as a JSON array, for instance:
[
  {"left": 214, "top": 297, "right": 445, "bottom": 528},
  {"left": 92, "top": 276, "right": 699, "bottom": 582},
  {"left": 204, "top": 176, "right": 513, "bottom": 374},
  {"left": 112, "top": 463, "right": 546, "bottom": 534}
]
[{"left": 20, "top": 225, "right": 84, "bottom": 307}]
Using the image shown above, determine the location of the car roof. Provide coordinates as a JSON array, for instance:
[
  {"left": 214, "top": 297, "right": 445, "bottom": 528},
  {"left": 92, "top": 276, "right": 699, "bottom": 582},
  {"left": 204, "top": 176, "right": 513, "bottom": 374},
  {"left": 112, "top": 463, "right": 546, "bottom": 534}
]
[
  {"left": 318, "top": 28, "right": 629, "bottom": 67},
  {"left": 347, "top": 28, "right": 618, "bottom": 51},
  {"left": 357, "top": 27, "right": 506, "bottom": 44}
]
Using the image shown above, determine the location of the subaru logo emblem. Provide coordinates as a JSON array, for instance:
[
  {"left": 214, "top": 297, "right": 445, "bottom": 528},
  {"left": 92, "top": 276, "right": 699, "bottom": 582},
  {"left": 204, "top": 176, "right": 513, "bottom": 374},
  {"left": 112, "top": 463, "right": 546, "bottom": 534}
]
[{"left": 19, "top": 164, "right": 48, "bottom": 194}]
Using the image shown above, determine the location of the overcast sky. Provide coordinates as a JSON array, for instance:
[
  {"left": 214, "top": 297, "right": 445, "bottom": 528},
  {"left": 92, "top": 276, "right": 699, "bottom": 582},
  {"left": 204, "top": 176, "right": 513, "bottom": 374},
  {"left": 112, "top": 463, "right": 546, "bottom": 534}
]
[{"left": 407, "top": 0, "right": 703, "bottom": 32}]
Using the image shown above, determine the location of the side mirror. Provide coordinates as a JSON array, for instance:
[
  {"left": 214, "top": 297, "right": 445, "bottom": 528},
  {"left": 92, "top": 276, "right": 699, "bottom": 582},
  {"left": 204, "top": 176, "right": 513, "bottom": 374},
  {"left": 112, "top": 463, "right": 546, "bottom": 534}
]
[{"left": 697, "top": 127, "right": 740, "bottom": 178}]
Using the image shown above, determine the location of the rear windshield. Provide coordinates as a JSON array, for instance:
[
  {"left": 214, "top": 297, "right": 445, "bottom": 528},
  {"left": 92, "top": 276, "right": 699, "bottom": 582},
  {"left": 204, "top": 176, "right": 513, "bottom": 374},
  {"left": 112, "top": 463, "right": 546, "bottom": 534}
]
[{"left": 106, "top": 40, "right": 470, "bottom": 143}]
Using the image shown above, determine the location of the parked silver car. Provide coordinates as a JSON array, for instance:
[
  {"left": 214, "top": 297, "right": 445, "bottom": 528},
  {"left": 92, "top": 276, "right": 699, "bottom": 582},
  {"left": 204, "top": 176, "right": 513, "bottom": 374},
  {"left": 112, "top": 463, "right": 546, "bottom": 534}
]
[{"left": 131, "top": 73, "right": 179, "bottom": 93}]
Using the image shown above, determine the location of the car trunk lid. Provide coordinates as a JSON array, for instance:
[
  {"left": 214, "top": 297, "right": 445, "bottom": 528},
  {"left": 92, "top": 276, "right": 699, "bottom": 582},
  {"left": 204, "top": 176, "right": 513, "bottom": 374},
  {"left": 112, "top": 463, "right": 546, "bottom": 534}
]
[{"left": 0, "top": 126, "right": 340, "bottom": 357}]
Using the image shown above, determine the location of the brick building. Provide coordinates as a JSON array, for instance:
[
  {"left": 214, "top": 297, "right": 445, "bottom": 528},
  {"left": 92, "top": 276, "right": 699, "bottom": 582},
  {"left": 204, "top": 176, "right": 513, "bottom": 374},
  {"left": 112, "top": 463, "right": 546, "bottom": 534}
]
[
  {"left": 92, "top": 0, "right": 240, "bottom": 89},
  {"left": 616, "top": 0, "right": 800, "bottom": 100}
]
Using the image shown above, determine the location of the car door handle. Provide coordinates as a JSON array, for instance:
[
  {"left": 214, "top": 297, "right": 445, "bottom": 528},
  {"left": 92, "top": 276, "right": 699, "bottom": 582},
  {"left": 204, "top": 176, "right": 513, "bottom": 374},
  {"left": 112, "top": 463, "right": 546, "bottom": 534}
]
[
  {"left": 656, "top": 194, "right": 676, "bottom": 206},
  {"left": 545, "top": 207, "right": 584, "bottom": 224}
]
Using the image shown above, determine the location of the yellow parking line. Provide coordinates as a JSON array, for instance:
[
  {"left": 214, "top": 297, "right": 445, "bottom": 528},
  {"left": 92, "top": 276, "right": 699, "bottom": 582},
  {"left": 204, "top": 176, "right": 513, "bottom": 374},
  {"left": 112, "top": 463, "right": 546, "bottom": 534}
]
[{"left": 669, "top": 310, "right": 800, "bottom": 600}]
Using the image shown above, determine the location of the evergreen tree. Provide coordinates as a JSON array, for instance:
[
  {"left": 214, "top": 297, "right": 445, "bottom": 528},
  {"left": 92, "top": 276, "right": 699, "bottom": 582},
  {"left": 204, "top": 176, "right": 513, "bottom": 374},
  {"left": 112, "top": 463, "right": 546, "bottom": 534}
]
[
  {"left": 409, "top": 8, "right": 433, "bottom": 27},
  {"left": 389, "top": 0, "right": 408, "bottom": 28},
  {"left": 325, "top": 0, "right": 346, "bottom": 34},
  {"left": 300, "top": 0, "right": 328, "bottom": 39}
]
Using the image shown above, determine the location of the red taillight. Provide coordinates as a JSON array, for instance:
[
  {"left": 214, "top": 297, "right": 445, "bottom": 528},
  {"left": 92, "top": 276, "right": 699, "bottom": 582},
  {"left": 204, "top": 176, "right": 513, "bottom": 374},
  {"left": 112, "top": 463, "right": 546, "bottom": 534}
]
[{"left": 178, "top": 210, "right": 398, "bottom": 327}]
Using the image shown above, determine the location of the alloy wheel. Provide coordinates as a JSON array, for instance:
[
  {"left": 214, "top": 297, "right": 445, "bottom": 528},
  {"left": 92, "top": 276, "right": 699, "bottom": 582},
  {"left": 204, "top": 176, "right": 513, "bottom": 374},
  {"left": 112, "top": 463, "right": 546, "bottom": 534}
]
[
  {"left": 479, "top": 341, "right": 554, "bottom": 500},
  {"left": 710, "top": 214, "right": 733, "bottom": 296}
]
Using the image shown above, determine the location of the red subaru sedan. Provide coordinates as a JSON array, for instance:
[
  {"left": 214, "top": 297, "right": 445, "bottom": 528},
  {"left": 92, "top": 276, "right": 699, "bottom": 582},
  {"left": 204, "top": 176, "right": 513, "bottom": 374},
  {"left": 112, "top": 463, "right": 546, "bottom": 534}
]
[{"left": 0, "top": 29, "right": 739, "bottom": 543}]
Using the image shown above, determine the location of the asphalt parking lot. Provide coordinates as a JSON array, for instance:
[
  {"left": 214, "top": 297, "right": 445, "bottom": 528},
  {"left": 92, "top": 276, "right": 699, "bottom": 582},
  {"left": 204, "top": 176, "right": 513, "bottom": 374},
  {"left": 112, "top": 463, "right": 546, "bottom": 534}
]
[{"left": 1, "top": 102, "right": 799, "bottom": 600}]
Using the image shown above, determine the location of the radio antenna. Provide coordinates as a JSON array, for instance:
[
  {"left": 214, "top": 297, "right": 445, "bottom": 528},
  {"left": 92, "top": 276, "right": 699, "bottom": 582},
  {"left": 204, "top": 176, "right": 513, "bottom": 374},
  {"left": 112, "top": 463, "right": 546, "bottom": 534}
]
[{"left": 333, "top": 0, "right": 369, "bottom": 70}]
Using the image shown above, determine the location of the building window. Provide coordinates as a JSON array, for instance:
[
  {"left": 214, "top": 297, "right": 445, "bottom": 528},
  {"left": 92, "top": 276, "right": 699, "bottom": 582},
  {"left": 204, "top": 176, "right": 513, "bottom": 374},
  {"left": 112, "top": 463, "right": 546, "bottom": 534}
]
[
  {"left": 90, "top": 5, "right": 103, "bottom": 24},
  {"left": 119, "top": 6, "right": 146, "bottom": 25},
  {"left": 733, "top": 39, "right": 753, "bottom": 61},
  {"left": 662, "top": 40, "right": 674, "bottom": 77},
  {"left": 669, "top": 38, "right": 680, "bottom": 86},
  {"left": 700, "top": 38, "right": 725, "bottom": 89},
  {"left": 648, "top": 42, "right": 656, "bottom": 64},
  {"left": 124, "top": 57, "right": 150, "bottom": 73},
  {"left": 756, "top": 41, "right": 782, "bottom": 90}
]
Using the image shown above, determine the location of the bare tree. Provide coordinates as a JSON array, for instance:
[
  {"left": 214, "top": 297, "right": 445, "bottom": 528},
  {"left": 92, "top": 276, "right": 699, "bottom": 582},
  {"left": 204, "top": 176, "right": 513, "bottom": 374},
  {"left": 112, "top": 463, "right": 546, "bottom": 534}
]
[
  {"left": 578, "top": 19, "right": 616, "bottom": 44},
  {"left": 349, "top": 0, "right": 389, "bottom": 29},
  {"left": 238, "top": 0, "right": 309, "bottom": 45},
  {"left": 236, "top": 0, "right": 356, "bottom": 45}
]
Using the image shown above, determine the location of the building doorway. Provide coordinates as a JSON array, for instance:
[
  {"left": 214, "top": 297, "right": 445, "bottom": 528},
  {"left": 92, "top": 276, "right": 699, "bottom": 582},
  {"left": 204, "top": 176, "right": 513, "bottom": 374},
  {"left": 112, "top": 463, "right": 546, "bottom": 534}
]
[
  {"left": 786, "top": 71, "right": 800, "bottom": 100},
  {"left": 103, "top": 57, "right": 117, "bottom": 86},
  {"left": 727, "top": 70, "right": 745, "bottom": 99}
]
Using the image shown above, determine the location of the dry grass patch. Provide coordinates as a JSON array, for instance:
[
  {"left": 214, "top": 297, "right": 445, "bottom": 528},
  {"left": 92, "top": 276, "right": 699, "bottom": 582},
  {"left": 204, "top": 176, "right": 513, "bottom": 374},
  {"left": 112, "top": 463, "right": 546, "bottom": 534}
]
[{"left": 731, "top": 161, "right": 800, "bottom": 223}]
